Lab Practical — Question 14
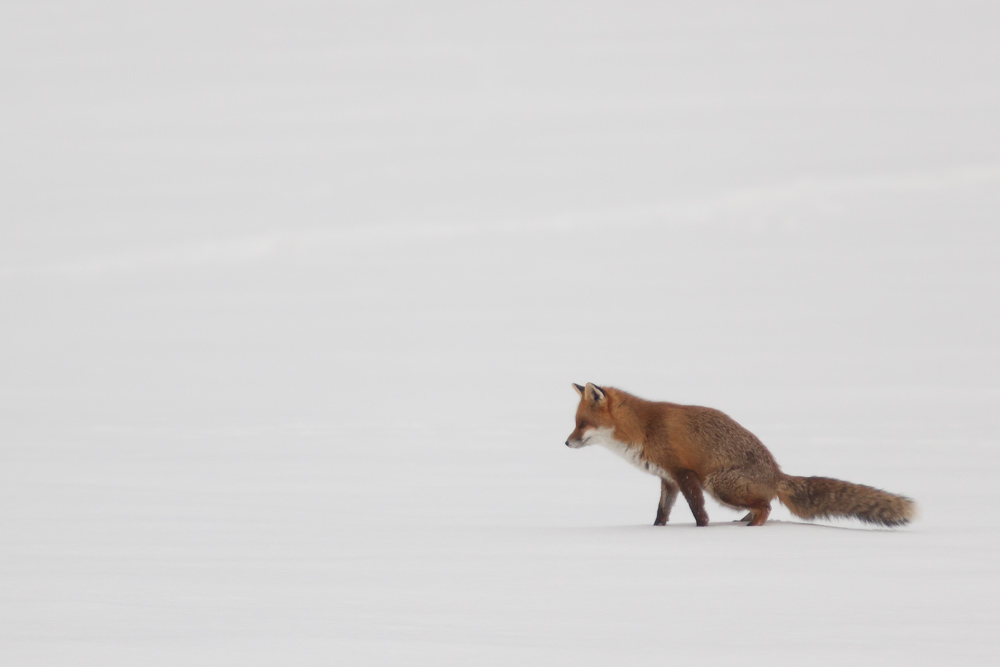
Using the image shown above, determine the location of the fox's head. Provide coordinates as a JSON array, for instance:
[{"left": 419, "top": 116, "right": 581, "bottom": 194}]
[{"left": 566, "top": 382, "right": 613, "bottom": 447}]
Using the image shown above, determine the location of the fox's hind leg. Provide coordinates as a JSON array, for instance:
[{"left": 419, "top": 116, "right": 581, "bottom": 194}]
[
  {"left": 746, "top": 504, "right": 771, "bottom": 526},
  {"left": 705, "top": 470, "right": 773, "bottom": 527},
  {"left": 654, "top": 477, "right": 679, "bottom": 526}
]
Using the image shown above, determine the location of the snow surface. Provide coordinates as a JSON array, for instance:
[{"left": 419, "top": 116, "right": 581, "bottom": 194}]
[{"left": 3, "top": 2, "right": 1000, "bottom": 665}]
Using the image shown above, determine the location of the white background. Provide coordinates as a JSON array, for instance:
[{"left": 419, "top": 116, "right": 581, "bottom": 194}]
[{"left": 2, "top": 2, "right": 999, "bottom": 664}]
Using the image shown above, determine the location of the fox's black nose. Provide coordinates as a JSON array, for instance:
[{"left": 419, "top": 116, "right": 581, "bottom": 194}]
[{"left": 565, "top": 440, "right": 570, "bottom": 447}]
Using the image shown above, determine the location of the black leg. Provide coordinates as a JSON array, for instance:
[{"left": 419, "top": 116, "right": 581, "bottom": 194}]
[
  {"left": 654, "top": 477, "right": 679, "bottom": 526},
  {"left": 674, "top": 469, "right": 709, "bottom": 526}
]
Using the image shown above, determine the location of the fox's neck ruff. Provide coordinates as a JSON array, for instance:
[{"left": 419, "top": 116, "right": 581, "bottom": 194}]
[{"left": 584, "top": 427, "right": 670, "bottom": 479}]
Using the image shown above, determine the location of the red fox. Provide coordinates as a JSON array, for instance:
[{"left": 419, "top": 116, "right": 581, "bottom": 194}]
[{"left": 566, "top": 383, "right": 915, "bottom": 527}]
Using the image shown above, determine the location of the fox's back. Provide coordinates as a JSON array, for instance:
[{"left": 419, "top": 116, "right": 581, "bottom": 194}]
[
  {"left": 615, "top": 392, "right": 780, "bottom": 482},
  {"left": 677, "top": 405, "right": 781, "bottom": 480}
]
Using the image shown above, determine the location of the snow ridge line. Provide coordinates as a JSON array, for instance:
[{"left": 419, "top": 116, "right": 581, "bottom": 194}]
[{"left": 5, "top": 164, "right": 999, "bottom": 277}]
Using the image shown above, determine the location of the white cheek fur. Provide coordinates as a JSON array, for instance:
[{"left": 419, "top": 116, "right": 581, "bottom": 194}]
[{"left": 582, "top": 427, "right": 671, "bottom": 479}]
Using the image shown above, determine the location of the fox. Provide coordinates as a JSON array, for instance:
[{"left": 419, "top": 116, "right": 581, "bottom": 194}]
[{"left": 566, "top": 383, "right": 915, "bottom": 527}]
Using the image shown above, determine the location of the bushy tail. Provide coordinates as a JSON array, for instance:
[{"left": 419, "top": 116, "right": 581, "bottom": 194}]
[{"left": 777, "top": 475, "right": 915, "bottom": 527}]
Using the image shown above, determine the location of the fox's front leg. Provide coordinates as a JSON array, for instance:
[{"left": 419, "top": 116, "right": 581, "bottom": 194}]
[
  {"left": 674, "top": 469, "right": 710, "bottom": 527},
  {"left": 654, "top": 477, "right": 679, "bottom": 526}
]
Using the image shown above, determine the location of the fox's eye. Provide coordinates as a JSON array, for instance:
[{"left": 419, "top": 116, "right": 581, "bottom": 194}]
[{"left": 579, "top": 421, "right": 587, "bottom": 429}]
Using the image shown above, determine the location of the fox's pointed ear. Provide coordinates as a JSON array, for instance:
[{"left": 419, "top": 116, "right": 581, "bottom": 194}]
[
  {"left": 585, "top": 382, "right": 607, "bottom": 405},
  {"left": 572, "top": 383, "right": 586, "bottom": 397}
]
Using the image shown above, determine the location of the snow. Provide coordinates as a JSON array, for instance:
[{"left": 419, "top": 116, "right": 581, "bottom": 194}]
[{"left": 2, "top": 2, "right": 999, "bottom": 665}]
